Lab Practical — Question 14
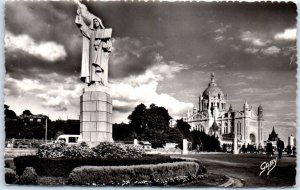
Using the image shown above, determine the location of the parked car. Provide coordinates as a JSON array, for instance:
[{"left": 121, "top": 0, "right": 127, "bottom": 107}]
[
  {"left": 56, "top": 135, "right": 81, "bottom": 144},
  {"left": 139, "top": 141, "right": 152, "bottom": 151}
]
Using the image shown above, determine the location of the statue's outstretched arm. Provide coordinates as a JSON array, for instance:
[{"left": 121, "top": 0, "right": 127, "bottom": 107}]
[
  {"left": 76, "top": 0, "right": 105, "bottom": 29},
  {"left": 75, "top": 9, "right": 90, "bottom": 38}
]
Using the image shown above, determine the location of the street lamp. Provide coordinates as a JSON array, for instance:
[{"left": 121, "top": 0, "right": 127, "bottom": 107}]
[{"left": 45, "top": 115, "right": 48, "bottom": 144}]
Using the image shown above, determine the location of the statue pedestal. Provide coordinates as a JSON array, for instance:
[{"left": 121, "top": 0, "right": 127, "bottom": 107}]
[{"left": 80, "top": 84, "right": 113, "bottom": 147}]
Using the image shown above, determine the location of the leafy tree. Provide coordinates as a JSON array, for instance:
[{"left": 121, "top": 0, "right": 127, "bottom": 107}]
[
  {"left": 144, "top": 104, "right": 172, "bottom": 131},
  {"left": 175, "top": 119, "right": 192, "bottom": 141},
  {"left": 128, "top": 103, "right": 146, "bottom": 134},
  {"left": 21, "top": 110, "right": 33, "bottom": 116},
  {"left": 113, "top": 123, "right": 134, "bottom": 141},
  {"left": 191, "top": 131, "right": 220, "bottom": 151},
  {"left": 4, "top": 104, "right": 17, "bottom": 119}
]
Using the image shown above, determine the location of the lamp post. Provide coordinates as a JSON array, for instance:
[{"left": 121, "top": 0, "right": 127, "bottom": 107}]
[{"left": 45, "top": 116, "right": 48, "bottom": 144}]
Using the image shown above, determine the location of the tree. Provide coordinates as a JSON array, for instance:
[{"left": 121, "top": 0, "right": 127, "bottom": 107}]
[
  {"left": 21, "top": 110, "right": 33, "bottom": 116},
  {"left": 126, "top": 103, "right": 177, "bottom": 148},
  {"left": 175, "top": 119, "right": 192, "bottom": 141},
  {"left": 144, "top": 104, "right": 172, "bottom": 131},
  {"left": 4, "top": 104, "right": 17, "bottom": 119},
  {"left": 113, "top": 123, "right": 134, "bottom": 141},
  {"left": 191, "top": 131, "right": 220, "bottom": 151},
  {"left": 128, "top": 103, "right": 147, "bottom": 134}
]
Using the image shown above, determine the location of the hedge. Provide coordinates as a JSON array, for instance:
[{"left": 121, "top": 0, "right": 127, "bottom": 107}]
[
  {"left": 171, "top": 156, "right": 207, "bottom": 174},
  {"left": 17, "top": 167, "right": 38, "bottom": 185},
  {"left": 14, "top": 155, "right": 184, "bottom": 177},
  {"left": 68, "top": 162, "right": 199, "bottom": 185},
  {"left": 5, "top": 168, "right": 16, "bottom": 184}
]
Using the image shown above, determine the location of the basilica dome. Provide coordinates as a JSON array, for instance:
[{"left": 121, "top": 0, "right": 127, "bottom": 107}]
[{"left": 202, "top": 73, "right": 224, "bottom": 99}]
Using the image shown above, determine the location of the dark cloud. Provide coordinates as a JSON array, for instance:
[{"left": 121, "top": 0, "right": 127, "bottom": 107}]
[
  {"left": 113, "top": 105, "right": 133, "bottom": 113},
  {"left": 109, "top": 37, "right": 163, "bottom": 79}
]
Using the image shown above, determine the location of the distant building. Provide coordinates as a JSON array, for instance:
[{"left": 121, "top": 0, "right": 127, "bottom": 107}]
[
  {"left": 264, "top": 126, "right": 279, "bottom": 150},
  {"left": 268, "top": 126, "right": 279, "bottom": 141},
  {"left": 288, "top": 135, "right": 296, "bottom": 148},
  {"left": 19, "top": 114, "right": 49, "bottom": 125},
  {"left": 183, "top": 73, "right": 264, "bottom": 148}
]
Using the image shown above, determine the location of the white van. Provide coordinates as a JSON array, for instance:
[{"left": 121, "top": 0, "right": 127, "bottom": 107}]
[{"left": 56, "top": 135, "right": 81, "bottom": 144}]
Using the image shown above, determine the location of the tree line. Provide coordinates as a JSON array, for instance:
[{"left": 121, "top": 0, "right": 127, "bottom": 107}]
[
  {"left": 5, "top": 105, "right": 79, "bottom": 140},
  {"left": 5, "top": 103, "right": 220, "bottom": 151},
  {"left": 113, "top": 103, "right": 220, "bottom": 151}
]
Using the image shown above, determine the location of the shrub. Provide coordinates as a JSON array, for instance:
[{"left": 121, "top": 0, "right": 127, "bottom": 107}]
[
  {"left": 37, "top": 141, "right": 96, "bottom": 159},
  {"left": 171, "top": 156, "right": 207, "bottom": 174},
  {"left": 37, "top": 142, "right": 144, "bottom": 160},
  {"left": 5, "top": 168, "right": 16, "bottom": 184},
  {"left": 18, "top": 167, "right": 38, "bottom": 185},
  {"left": 68, "top": 162, "right": 199, "bottom": 185},
  {"left": 14, "top": 155, "right": 183, "bottom": 177},
  {"left": 92, "top": 142, "right": 144, "bottom": 159},
  {"left": 92, "top": 142, "right": 127, "bottom": 159}
]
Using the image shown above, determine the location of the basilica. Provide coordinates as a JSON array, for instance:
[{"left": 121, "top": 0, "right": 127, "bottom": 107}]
[{"left": 183, "top": 73, "right": 264, "bottom": 148}]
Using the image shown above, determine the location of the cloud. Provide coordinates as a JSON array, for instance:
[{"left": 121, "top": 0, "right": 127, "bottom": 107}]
[
  {"left": 36, "top": 75, "right": 83, "bottom": 111},
  {"left": 274, "top": 28, "right": 296, "bottom": 41},
  {"left": 110, "top": 56, "right": 192, "bottom": 122},
  {"left": 244, "top": 47, "right": 259, "bottom": 54},
  {"left": 4, "top": 74, "right": 45, "bottom": 97},
  {"left": 5, "top": 73, "right": 83, "bottom": 112},
  {"left": 109, "top": 37, "right": 164, "bottom": 79},
  {"left": 215, "top": 35, "right": 224, "bottom": 42},
  {"left": 239, "top": 85, "right": 294, "bottom": 97},
  {"left": 5, "top": 31, "right": 67, "bottom": 62},
  {"left": 241, "top": 31, "right": 270, "bottom": 46},
  {"left": 214, "top": 24, "right": 231, "bottom": 42},
  {"left": 261, "top": 46, "right": 281, "bottom": 55}
]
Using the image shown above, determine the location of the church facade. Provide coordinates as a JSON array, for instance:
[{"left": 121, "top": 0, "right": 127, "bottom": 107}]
[{"left": 183, "top": 73, "right": 264, "bottom": 148}]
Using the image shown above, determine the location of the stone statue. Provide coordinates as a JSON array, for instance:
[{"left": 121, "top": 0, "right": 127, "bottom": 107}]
[{"left": 75, "top": 1, "right": 112, "bottom": 86}]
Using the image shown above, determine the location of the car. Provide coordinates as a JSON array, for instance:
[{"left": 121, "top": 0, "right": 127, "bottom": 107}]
[
  {"left": 139, "top": 141, "right": 152, "bottom": 151},
  {"left": 56, "top": 135, "right": 81, "bottom": 144}
]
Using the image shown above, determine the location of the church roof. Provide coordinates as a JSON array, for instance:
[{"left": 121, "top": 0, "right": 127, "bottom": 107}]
[
  {"left": 202, "top": 72, "right": 224, "bottom": 98},
  {"left": 212, "top": 120, "right": 219, "bottom": 131},
  {"left": 268, "top": 126, "right": 278, "bottom": 141}
]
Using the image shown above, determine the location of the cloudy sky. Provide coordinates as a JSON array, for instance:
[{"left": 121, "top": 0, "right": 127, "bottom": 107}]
[{"left": 4, "top": 1, "right": 296, "bottom": 143}]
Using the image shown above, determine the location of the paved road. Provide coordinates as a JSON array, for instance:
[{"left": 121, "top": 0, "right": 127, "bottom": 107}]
[{"left": 183, "top": 153, "right": 296, "bottom": 187}]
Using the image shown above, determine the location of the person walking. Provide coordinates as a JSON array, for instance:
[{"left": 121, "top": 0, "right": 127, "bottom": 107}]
[{"left": 277, "top": 138, "right": 284, "bottom": 159}]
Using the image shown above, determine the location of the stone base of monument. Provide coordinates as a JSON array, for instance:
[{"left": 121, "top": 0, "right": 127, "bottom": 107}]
[{"left": 80, "top": 84, "right": 113, "bottom": 147}]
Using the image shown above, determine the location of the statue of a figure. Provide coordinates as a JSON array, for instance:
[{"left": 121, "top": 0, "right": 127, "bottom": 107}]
[{"left": 75, "top": 1, "right": 112, "bottom": 86}]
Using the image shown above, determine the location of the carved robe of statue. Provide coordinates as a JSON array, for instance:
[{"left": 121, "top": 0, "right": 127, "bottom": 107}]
[{"left": 75, "top": 9, "right": 112, "bottom": 86}]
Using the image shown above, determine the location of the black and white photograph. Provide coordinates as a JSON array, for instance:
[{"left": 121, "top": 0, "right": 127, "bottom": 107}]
[{"left": 3, "top": 0, "right": 297, "bottom": 187}]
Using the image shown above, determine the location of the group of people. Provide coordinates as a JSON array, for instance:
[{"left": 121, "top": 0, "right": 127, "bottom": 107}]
[
  {"left": 239, "top": 139, "right": 295, "bottom": 159},
  {"left": 265, "top": 139, "right": 296, "bottom": 159}
]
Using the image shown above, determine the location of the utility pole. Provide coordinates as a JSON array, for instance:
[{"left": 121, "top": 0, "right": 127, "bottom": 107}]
[{"left": 45, "top": 116, "right": 48, "bottom": 144}]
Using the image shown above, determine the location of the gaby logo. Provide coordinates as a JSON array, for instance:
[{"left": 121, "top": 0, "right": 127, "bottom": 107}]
[{"left": 259, "top": 157, "right": 277, "bottom": 176}]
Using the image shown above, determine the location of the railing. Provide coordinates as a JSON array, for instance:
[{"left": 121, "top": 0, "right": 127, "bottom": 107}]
[{"left": 5, "top": 138, "right": 53, "bottom": 148}]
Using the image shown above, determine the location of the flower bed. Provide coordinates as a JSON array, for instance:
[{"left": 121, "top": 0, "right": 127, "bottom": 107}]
[{"left": 68, "top": 162, "right": 199, "bottom": 186}]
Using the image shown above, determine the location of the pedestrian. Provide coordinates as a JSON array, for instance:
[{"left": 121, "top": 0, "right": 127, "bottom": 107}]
[
  {"left": 277, "top": 138, "right": 284, "bottom": 159},
  {"left": 242, "top": 144, "right": 246, "bottom": 154},
  {"left": 292, "top": 146, "right": 296, "bottom": 155},
  {"left": 266, "top": 142, "right": 273, "bottom": 156}
]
